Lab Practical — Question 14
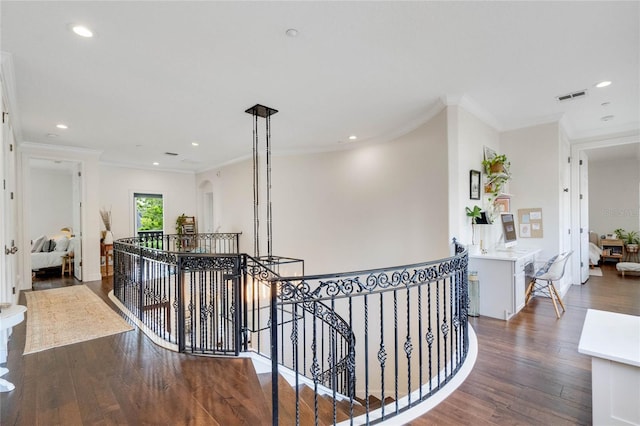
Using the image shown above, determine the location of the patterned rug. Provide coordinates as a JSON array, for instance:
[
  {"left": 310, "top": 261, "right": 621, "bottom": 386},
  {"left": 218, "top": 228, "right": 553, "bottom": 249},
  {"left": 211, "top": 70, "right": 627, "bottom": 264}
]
[{"left": 24, "top": 285, "right": 133, "bottom": 355}]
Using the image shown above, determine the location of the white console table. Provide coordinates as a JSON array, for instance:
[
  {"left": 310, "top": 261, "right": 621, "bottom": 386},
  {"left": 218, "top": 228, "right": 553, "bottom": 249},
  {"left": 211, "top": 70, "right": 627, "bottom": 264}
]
[
  {"left": 0, "top": 304, "right": 27, "bottom": 392},
  {"left": 469, "top": 248, "right": 540, "bottom": 320},
  {"left": 578, "top": 309, "right": 640, "bottom": 425}
]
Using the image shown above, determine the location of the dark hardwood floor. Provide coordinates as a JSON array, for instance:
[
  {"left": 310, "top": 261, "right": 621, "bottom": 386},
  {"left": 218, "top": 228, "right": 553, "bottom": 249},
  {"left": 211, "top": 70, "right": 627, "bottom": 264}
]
[{"left": 2, "top": 264, "right": 638, "bottom": 425}]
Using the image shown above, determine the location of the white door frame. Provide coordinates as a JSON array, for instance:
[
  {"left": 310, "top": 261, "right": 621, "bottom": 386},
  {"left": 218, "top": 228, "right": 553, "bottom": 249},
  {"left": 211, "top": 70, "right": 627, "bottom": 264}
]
[{"left": 570, "top": 134, "right": 640, "bottom": 284}]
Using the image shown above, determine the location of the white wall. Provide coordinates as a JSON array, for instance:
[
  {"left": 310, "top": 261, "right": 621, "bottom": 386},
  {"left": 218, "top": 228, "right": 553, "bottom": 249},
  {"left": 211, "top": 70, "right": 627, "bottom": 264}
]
[
  {"left": 588, "top": 157, "right": 640, "bottom": 236},
  {"left": 450, "top": 105, "right": 500, "bottom": 246},
  {"left": 99, "top": 165, "right": 197, "bottom": 240},
  {"left": 29, "top": 168, "right": 73, "bottom": 240},
  {"left": 501, "top": 122, "right": 562, "bottom": 261},
  {"left": 197, "top": 110, "right": 451, "bottom": 275}
]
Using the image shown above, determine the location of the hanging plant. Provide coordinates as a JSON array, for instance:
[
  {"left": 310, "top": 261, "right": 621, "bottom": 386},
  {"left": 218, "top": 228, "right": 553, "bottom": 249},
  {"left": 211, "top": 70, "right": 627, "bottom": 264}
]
[{"left": 482, "top": 154, "right": 510, "bottom": 176}]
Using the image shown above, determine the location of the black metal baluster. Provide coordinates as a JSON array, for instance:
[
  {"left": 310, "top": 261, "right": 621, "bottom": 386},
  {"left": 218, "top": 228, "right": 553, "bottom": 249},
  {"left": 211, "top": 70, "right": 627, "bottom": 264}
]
[
  {"left": 364, "top": 294, "right": 369, "bottom": 423},
  {"left": 270, "top": 274, "right": 278, "bottom": 426},
  {"left": 393, "top": 289, "right": 399, "bottom": 412},
  {"left": 378, "top": 292, "right": 386, "bottom": 419},
  {"left": 406, "top": 285, "right": 412, "bottom": 406}
]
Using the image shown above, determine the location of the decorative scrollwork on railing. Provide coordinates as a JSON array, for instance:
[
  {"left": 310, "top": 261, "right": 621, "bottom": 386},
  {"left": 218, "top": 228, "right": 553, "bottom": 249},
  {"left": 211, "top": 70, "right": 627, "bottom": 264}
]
[
  {"left": 278, "top": 252, "right": 467, "bottom": 303},
  {"left": 141, "top": 248, "right": 178, "bottom": 265},
  {"left": 180, "top": 255, "right": 238, "bottom": 271}
]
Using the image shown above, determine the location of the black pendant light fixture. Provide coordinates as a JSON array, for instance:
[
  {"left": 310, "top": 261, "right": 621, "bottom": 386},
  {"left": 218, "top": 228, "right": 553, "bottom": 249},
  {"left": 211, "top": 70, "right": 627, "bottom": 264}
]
[{"left": 245, "top": 104, "right": 278, "bottom": 259}]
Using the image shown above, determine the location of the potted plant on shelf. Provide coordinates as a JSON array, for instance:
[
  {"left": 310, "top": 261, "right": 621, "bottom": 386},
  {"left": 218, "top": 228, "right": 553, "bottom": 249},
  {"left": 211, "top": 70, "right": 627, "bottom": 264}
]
[
  {"left": 482, "top": 153, "right": 512, "bottom": 218},
  {"left": 175, "top": 214, "right": 188, "bottom": 249},
  {"left": 466, "top": 205, "right": 482, "bottom": 245},
  {"left": 482, "top": 154, "right": 510, "bottom": 175}
]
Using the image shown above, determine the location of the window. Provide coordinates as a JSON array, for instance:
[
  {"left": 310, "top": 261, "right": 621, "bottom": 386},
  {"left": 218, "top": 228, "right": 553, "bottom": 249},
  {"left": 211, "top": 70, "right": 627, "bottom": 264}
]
[{"left": 134, "top": 193, "right": 163, "bottom": 234}]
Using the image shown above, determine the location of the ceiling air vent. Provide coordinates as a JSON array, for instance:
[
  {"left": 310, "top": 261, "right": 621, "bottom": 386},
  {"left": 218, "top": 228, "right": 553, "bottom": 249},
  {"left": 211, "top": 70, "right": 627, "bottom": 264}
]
[
  {"left": 556, "top": 89, "right": 588, "bottom": 102},
  {"left": 164, "top": 152, "right": 179, "bottom": 156}
]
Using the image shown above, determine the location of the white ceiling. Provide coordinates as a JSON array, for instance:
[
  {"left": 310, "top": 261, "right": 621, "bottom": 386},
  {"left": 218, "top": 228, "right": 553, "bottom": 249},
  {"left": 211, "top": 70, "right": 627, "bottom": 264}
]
[{"left": 2, "top": 1, "right": 639, "bottom": 172}]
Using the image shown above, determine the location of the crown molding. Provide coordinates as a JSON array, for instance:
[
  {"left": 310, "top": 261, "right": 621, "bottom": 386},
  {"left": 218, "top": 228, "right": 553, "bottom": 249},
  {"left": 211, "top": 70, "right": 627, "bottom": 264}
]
[
  {"left": 100, "top": 160, "right": 196, "bottom": 175},
  {"left": 19, "top": 141, "right": 102, "bottom": 158},
  {"left": 196, "top": 98, "right": 450, "bottom": 174},
  {"left": 441, "top": 94, "right": 502, "bottom": 131},
  {"left": 0, "top": 51, "right": 23, "bottom": 142}
]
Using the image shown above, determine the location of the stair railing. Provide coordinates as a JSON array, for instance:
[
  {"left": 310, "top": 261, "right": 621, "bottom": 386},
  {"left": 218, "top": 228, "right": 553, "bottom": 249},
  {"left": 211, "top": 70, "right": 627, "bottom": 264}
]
[
  {"left": 114, "top": 236, "right": 469, "bottom": 425},
  {"left": 269, "top": 240, "right": 468, "bottom": 425},
  {"left": 113, "top": 233, "right": 242, "bottom": 353}
]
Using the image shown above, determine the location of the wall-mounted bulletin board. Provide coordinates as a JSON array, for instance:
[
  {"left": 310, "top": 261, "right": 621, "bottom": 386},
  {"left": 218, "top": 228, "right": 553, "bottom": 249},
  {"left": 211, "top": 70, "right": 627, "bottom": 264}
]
[{"left": 517, "top": 208, "right": 543, "bottom": 238}]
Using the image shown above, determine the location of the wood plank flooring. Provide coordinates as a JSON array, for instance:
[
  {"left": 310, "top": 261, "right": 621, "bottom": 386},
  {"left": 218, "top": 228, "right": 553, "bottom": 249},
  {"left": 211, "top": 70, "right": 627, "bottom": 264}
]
[{"left": 2, "top": 264, "right": 639, "bottom": 425}]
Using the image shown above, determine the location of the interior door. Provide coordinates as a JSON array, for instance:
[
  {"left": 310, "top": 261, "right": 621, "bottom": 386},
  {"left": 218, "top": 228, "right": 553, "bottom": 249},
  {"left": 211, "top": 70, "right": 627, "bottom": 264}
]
[
  {"left": 1, "top": 94, "right": 19, "bottom": 303},
  {"left": 579, "top": 151, "right": 589, "bottom": 283},
  {"left": 72, "top": 163, "right": 82, "bottom": 280}
]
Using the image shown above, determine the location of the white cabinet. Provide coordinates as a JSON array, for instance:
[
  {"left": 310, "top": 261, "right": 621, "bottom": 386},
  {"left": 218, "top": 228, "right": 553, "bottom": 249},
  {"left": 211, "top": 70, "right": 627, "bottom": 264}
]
[
  {"left": 579, "top": 310, "right": 640, "bottom": 425},
  {"left": 469, "top": 249, "right": 539, "bottom": 320}
]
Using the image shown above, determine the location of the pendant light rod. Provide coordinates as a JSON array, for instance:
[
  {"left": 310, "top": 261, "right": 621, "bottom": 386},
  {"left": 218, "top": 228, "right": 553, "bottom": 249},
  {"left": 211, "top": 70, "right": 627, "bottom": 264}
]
[{"left": 245, "top": 104, "right": 278, "bottom": 259}]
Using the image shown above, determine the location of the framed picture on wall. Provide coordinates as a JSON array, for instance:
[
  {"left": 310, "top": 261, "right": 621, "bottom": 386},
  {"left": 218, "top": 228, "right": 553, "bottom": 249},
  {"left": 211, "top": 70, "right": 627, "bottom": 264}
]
[
  {"left": 483, "top": 146, "right": 496, "bottom": 162},
  {"left": 470, "top": 170, "right": 481, "bottom": 200},
  {"left": 494, "top": 197, "right": 510, "bottom": 213}
]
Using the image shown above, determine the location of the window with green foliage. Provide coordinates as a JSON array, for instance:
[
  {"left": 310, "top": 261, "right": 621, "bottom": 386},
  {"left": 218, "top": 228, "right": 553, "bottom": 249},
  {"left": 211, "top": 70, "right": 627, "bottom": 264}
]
[{"left": 134, "top": 193, "right": 163, "bottom": 233}]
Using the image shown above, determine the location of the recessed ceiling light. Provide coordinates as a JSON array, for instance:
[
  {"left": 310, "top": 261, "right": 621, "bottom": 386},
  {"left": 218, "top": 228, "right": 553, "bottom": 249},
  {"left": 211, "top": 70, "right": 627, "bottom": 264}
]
[
  {"left": 285, "top": 28, "right": 299, "bottom": 37},
  {"left": 152, "top": 162, "right": 159, "bottom": 166},
  {"left": 56, "top": 124, "right": 68, "bottom": 129},
  {"left": 191, "top": 142, "right": 199, "bottom": 146},
  {"left": 348, "top": 135, "right": 357, "bottom": 140},
  {"left": 595, "top": 81, "right": 612, "bottom": 88},
  {"left": 601, "top": 115, "right": 615, "bottom": 121},
  {"left": 601, "top": 102, "right": 611, "bottom": 107},
  {"left": 46, "top": 133, "right": 58, "bottom": 138},
  {"left": 72, "top": 25, "right": 93, "bottom": 38}
]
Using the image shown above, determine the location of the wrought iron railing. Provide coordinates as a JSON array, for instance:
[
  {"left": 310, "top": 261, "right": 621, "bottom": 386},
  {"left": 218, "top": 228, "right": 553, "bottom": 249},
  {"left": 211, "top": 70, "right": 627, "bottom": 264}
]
[
  {"left": 270, "top": 242, "right": 469, "bottom": 424},
  {"left": 112, "top": 236, "right": 469, "bottom": 425},
  {"left": 113, "top": 233, "right": 242, "bottom": 354},
  {"left": 135, "top": 231, "right": 240, "bottom": 253}
]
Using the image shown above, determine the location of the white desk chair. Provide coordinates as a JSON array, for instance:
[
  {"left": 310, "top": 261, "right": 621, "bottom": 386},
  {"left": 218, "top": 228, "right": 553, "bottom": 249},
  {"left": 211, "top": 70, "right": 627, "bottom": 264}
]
[{"left": 525, "top": 251, "right": 573, "bottom": 319}]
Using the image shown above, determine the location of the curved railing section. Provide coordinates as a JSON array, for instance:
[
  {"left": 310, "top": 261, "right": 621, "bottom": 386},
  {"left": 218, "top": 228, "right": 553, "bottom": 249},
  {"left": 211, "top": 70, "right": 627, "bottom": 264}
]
[
  {"left": 112, "top": 235, "right": 469, "bottom": 425},
  {"left": 113, "top": 233, "right": 242, "bottom": 354},
  {"left": 271, "top": 242, "right": 469, "bottom": 424},
  {"left": 244, "top": 256, "right": 355, "bottom": 397}
]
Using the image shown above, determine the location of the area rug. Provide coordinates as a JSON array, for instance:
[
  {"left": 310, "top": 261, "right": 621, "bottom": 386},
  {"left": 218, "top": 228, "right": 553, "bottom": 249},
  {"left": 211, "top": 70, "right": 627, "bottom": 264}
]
[
  {"left": 589, "top": 267, "right": 603, "bottom": 277},
  {"left": 24, "top": 285, "right": 133, "bottom": 355}
]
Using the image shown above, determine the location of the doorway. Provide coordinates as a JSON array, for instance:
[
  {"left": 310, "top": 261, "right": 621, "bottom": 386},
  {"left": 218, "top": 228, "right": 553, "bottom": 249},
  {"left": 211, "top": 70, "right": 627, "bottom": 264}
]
[
  {"left": 198, "top": 180, "right": 215, "bottom": 233},
  {"left": 571, "top": 136, "right": 640, "bottom": 284},
  {"left": 28, "top": 158, "right": 82, "bottom": 284}
]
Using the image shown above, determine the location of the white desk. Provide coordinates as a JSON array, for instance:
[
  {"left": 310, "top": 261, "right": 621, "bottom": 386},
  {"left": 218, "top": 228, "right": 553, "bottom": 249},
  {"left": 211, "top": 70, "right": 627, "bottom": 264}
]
[
  {"left": 469, "top": 248, "right": 540, "bottom": 320},
  {"left": 0, "top": 304, "right": 27, "bottom": 392},
  {"left": 578, "top": 309, "right": 640, "bottom": 425}
]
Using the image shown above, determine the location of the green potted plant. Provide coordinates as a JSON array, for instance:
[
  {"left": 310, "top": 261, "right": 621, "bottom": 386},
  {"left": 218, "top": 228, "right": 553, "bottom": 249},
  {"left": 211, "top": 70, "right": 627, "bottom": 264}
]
[
  {"left": 482, "top": 154, "right": 510, "bottom": 175},
  {"left": 613, "top": 228, "right": 639, "bottom": 257},
  {"left": 624, "top": 230, "right": 639, "bottom": 254},
  {"left": 466, "top": 205, "right": 482, "bottom": 245},
  {"left": 481, "top": 153, "right": 511, "bottom": 208},
  {"left": 175, "top": 214, "right": 188, "bottom": 249},
  {"left": 176, "top": 213, "right": 188, "bottom": 234},
  {"left": 614, "top": 228, "right": 626, "bottom": 240}
]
